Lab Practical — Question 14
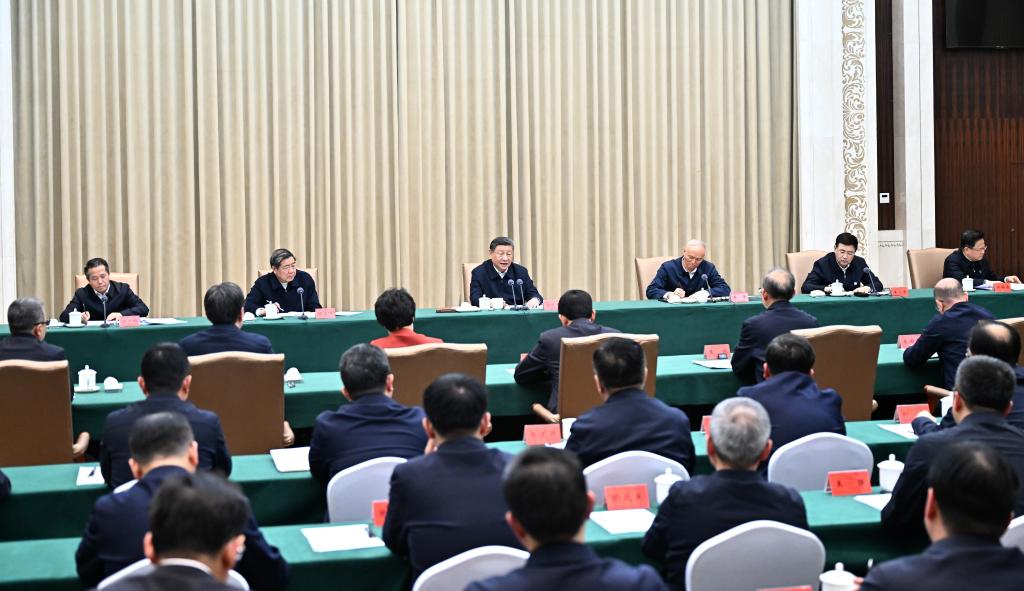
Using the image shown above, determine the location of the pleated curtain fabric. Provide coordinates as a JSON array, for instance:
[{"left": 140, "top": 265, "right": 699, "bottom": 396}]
[{"left": 13, "top": 0, "right": 793, "bottom": 317}]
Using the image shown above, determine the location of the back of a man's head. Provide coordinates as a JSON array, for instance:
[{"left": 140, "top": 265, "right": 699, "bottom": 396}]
[
  {"left": 928, "top": 441, "right": 1018, "bottom": 540},
  {"left": 422, "top": 373, "right": 488, "bottom": 438},
  {"left": 557, "top": 290, "right": 593, "bottom": 321},
  {"left": 969, "top": 320, "right": 1021, "bottom": 367},
  {"left": 762, "top": 268, "right": 796, "bottom": 301},
  {"left": 141, "top": 343, "right": 191, "bottom": 393},
  {"left": 203, "top": 282, "right": 245, "bottom": 325},
  {"left": 592, "top": 337, "right": 645, "bottom": 390},
  {"left": 7, "top": 297, "right": 46, "bottom": 335},
  {"left": 934, "top": 278, "right": 965, "bottom": 302},
  {"left": 339, "top": 344, "right": 390, "bottom": 399},
  {"left": 954, "top": 355, "right": 1015, "bottom": 413},
  {"left": 504, "top": 447, "right": 588, "bottom": 545},
  {"left": 130, "top": 411, "right": 195, "bottom": 467},
  {"left": 374, "top": 288, "right": 417, "bottom": 332},
  {"left": 709, "top": 398, "right": 771, "bottom": 469},
  {"left": 765, "top": 334, "right": 816, "bottom": 375},
  {"left": 148, "top": 471, "right": 249, "bottom": 560}
]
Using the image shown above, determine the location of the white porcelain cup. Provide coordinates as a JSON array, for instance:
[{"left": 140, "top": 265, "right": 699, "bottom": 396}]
[
  {"left": 831, "top": 281, "right": 845, "bottom": 294},
  {"left": 491, "top": 298, "right": 504, "bottom": 310},
  {"left": 78, "top": 365, "right": 96, "bottom": 389},
  {"left": 478, "top": 296, "right": 491, "bottom": 310},
  {"left": 962, "top": 277, "right": 974, "bottom": 291},
  {"left": 68, "top": 310, "right": 83, "bottom": 327},
  {"left": 878, "top": 454, "right": 905, "bottom": 493},
  {"left": 264, "top": 304, "right": 279, "bottom": 319},
  {"left": 654, "top": 469, "right": 684, "bottom": 504},
  {"left": 819, "top": 562, "right": 857, "bottom": 591}
]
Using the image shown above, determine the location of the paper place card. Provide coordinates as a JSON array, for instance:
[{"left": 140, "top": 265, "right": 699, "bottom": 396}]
[
  {"left": 895, "top": 403, "right": 931, "bottom": 424},
  {"left": 315, "top": 307, "right": 337, "bottom": 320},
  {"left": 270, "top": 446, "right": 310, "bottom": 472},
  {"left": 877, "top": 423, "right": 919, "bottom": 440},
  {"left": 301, "top": 524, "right": 385, "bottom": 553},
  {"left": 826, "top": 470, "right": 872, "bottom": 496},
  {"left": 604, "top": 484, "right": 650, "bottom": 510},
  {"left": 77, "top": 465, "right": 105, "bottom": 486},
  {"left": 692, "top": 359, "right": 732, "bottom": 370},
  {"left": 372, "top": 500, "right": 389, "bottom": 528},
  {"left": 729, "top": 292, "right": 750, "bottom": 303},
  {"left": 700, "top": 415, "right": 712, "bottom": 433},
  {"left": 994, "top": 282, "right": 1012, "bottom": 293},
  {"left": 703, "top": 344, "right": 731, "bottom": 360},
  {"left": 890, "top": 286, "right": 909, "bottom": 298},
  {"left": 897, "top": 334, "right": 921, "bottom": 349},
  {"left": 543, "top": 299, "right": 559, "bottom": 311},
  {"left": 854, "top": 493, "right": 892, "bottom": 511},
  {"left": 524, "top": 424, "right": 562, "bottom": 446},
  {"left": 119, "top": 315, "right": 141, "bottom": 328},
  {"left": 590, "top": 508, "right": 656, "bottom": 534}
]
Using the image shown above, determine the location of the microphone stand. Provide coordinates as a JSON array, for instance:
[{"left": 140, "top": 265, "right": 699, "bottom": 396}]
[{"left": 297, "top": 287, "right": 307, "bottom": 320}]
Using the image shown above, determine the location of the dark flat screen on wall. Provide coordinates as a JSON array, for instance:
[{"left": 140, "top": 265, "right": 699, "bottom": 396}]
[{"left": 946, "top": 0, "right": 1024, "bottom": 48}]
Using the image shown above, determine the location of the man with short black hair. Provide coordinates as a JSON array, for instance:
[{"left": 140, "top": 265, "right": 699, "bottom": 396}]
[
  {"left": 369, "top": 288, "right": 443, "bottom": 348},
  {"left": 466, "top": 447, "right": 668, "bottom": 591},
  {"left": 0, "top": 297, "right": 65, "bottom": 362},
  {"left": 732, "top": 268, "right": 819, "bottom": 384},
  {"left": 862, "top": 442, "right": 1024, "bottom": 590},
  {"left": 942, "top": 229, "right": 1020, "bottom": 284},
  {"left": 243, "top": 248, "right": 321, "bottom": 315},
  {"left": 882, "top": 355, "right": 1024, "bottom": 540},
  {"left": 565, "top": 338, "right": 694, "bottom": 472},
  {"left": 801, "top": 232, "right": 883, "bottom": 294},
  {"left": 100, "top": 343, "right": 231, "bottom": 487},
  {"left": 515, "top": 289, "right": 619, "bottom": 411},
  {"left": 308, "top": 344, "right": 427, "bottom": 483},
  {"left": 77, "top": 412, "right": 288, "bottom": 590},
  {"left": 383, "top": 374, "right": 520, "bottom": 578},
  {"left": 468, "top": 237, "right": 542, "bottom": 308},
  {"left": 642, "top": 398, "right": 808, "bottom": 589},
  {"left": 179, "top": 283, "right": 274, "bottom": 356},
  {"left": 737, "top": 334, "right": 845, "bottom": 461},
  {"left": 58, "top": 257, "right": 149, "bottom": 323},
  {"left": 646, "top": 240, "right": 731, "bottom": 299},
  {"left": 903, "top": 278, "right": 994, "bottom": 389}
]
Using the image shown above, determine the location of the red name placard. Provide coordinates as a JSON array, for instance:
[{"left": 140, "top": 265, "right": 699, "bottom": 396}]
[
  {"left": 524, "top": 424, "right": 562, "bottom": 446},
  {"left": 119, "top": 316, "right": 141, "bottom": 328},
  {"left": 895, "top": 403, "right": 931, "bottom": 424},
  {"left": 730, "top": 292, "right": 750, "bottom": 303},
  {"left": 700, "top": 415, "right": 712, "bottom": 433},
  {"left": 704, "top": 344, "right": 731, "bottom": 360},
  {"left": 994, "top": 282, "right": 1012, "bottom": 293},
  {"left": 604, "top": 484, "right": 650, "bottom": 510},
  {"left": 372, "top": 500, "right": 389, "bottom": 527},
  {"left": 827, "top": 470, "right": 872, "bottom": 496},
  {"left": 897, "top": 334, "right": 921, "bottom": 350},
  {"left": 543, "top": 299, "right": 559, "bottom": 311},
  {"left": 315, "top": 307, "right": 337, "bottom": 320},
  {"left": 890, "top": 286, "right": 909, "bottom": 298}
]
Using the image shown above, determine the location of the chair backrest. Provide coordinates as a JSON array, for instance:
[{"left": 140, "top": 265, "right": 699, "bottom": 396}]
[
  {"left": 785, "top": 251, "right": 827, "bottom": 292},
  {"left": 997, "top": 317, "right": 1024, "bottom": 366},
  {"left": 412, "top": 545, "right": 530, "bottom": 591},
  {"left": 257, "top": 267, "right": 319, "bottom": 287},
  {"left": 462, "top": 262, "right": 476, "bottom": 303},
  {"left": 385, "top": 343, "right": 488, "bottom": 407},
  {"left": 75, "top": 272, "right": 141, "bottom": 299},
  {"left": 907, "top": 248, "right": 954, "bottom": 289},
  {"left": 582, "top": 450, "right": 689, "bottom": 506},
  {"left": 790, "top": 325, "right": 882, "bottom": 421},
  {"left": 0, "top": 360, "right": 73, "bottom": 466},
  {"left": 1001, "top": 515, "right": 1024, "bottom": 552},
  {"left": 187, "top": 352, "right": 285, "bottom": 455},
  {"left": 634, "top": 256, "right": 673, "bottom": 299},
  {"left": 326, "top": 456, "right": 407, "bottom": 522},
  {"left": 99, "top": 559, "right": 248, "bottom": 589},
  {"left": 767, "top": 433, "right": 874, "bottom": 491},
  {"left": 557, "top": 333, "right": 659, "bottom": 419},
  {"left": 685, "top": 520, "right": 825, "bottom": 591}
]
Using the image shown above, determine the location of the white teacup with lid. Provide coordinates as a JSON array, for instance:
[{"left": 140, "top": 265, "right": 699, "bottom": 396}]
[
  {"left": 830, "top": 280, "right": 845, "bottom": 295},
  {"left": 654, "top": 469, "right": 684, "bottom": 504},
  {"left": 78, "top": 365, "right": 97, "bottom": 389},
  {"left": 962, "top": 277, "right": 974, "bottom": 291},
  {"left": 819, "top": 562, "right": 857, "bottom": 591},
  {"left": 878, "top": 454, "right": 904, "bottom": 492},
  {"left": 68, "top": 309, "right": 83, "bottom": 327},
  {"left": 478, "top": 295, "right": 491, "bottom": 310}
]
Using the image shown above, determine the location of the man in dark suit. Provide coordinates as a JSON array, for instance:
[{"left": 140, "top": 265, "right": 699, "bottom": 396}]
[
  {"left": 100, "top": 343, "right": 231, "bottom": 487},
  {"left": 0, "top": 297, "right": 65, "bottom": 362},
  {"left": 642, "top": 397, "right": 808, "bottom": 589},
  {"left": 308, "top": 344, "right": 427, "bottom": 484},
  {"left": 515, "top": 289, "right": 619, "bottom": 412},
  {"left": 77, "top": 412, "right": 288, "bottom": 590},
  {"left": 645, "top": 240, "right": 730, "bottom": 299},
  {"left": 737, "top": 334, "right": 845, "bottom": 464},
  {"left": 882, "top": 356, "right": 1024, "bottom": 541},
  {"left": 942, "top": 228, "right": 1021, "bottom": 284},
  {"left": 466, "top": 447, "right": 669, "bottom": 591},
  {"left": 369, "top": 288, "right": 443, "bottom": 349},
  {"left": 58, "top": 257, "right": 149, "bottom": 323},
  {"left": 565, "top": 337, "right": 694, "bottom": 472},
  {"left": 180, "top": 283, "right": 274, "bottom": 356},
  {"left": 800, "top": 232, "right": 884, "bottom": 293},
  {"left": 862, "top": 441, "right": 1024, "bottom": 590},
  {"left": 731, "top": 268, "right": 819, "bottom": 384},
  {"left": 243, "top": 248, "right": 321, "bottom": 315},
  {"left": 903, "top": 278, "right": 994, "bottom": 389},
  {"left": 468, "top": 236, "right": 542, "bottom": 308},
  {"left": 383, "top": 374, "right": 521, "bottom": 578}
]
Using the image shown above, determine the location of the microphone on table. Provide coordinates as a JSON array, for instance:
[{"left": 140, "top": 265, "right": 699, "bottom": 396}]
[
  {"left": 864, "top": 267, "right": 880, "bottom": 295},
  {"left": 701, "top": 273, "right": 710, "bottom": 293},
  {"left": 297, "top": 287, "right": 307, "bottom": 319},
  {"left": 99, "top": 293, "right": 109, "bottom": 328},
  {"left": 516, "top": 279, "right": 529, "bottom": 310},
  {"left": 507, "top": 279, "right": 520, "bottom": 310}
]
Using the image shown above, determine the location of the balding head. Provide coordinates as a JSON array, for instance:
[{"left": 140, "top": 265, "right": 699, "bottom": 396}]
[
  {"left": 934, "top": 278, "right": 967, "bottom": 312},
  {"left": 761, "top": 267, "right": 796, "bottom": 306},
  {"left": 681, "top": 240, "right": 707, "bottom": 273},
  {"left": 969, "top": 321, "right": 1021, "bottom": 367}
]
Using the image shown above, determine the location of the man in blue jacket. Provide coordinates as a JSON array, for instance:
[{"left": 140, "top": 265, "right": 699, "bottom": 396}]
[
  {"left": 800, "top": 232, "right": 883, "bottom": 294},
  {"left": 646, "top": 240, "right": 730, "bottom": 299},
  {"left": 59, "top": 257, "right": 149, "bottom": 323},
  {"left": 468, "top": 237, "right": 542, "bottom": 308},
  {"left": 243, "top": 248, "right": 321, "bottom": 315},
  {"left": 180, "top": 282, "right": 274, "bottom": 356}
]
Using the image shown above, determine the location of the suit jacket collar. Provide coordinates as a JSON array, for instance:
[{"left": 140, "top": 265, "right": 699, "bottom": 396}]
[
  {"left": 926, "top": 534, "right": 1002, "bottom": 555},
  {"left": 605, "top": 388, "right": 648, "bottom": 405},
  {"left": 483, "top": 260, "right": 520, "bottom": 281},
  {"left": 527, "top": 541, "right": 599, "bottom": 567},
  {"left": 350, "top": 392, "right": 394, "bottom": 406},
  {"left": 437, "top": 436, "right": 488, "bottom": 454},
  {"left": 959, "top": 411, "right": 1010, "bottom": 428},
  {"left": 142, "top": 464, "right": 191, "bottom": 485},
  {"left": 767, "top": 300, "right": 795, "bottom": 312},
  {"left": 711, "top": 469, "right": 764, "bottom": 482},
  {"left": 763, "top": 371, "right": 817, "bottom": 391}
]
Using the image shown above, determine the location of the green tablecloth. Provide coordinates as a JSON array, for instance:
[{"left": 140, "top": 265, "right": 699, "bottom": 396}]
[{"left": 11, "top": 289, "right": 1024, "bottom": 380}]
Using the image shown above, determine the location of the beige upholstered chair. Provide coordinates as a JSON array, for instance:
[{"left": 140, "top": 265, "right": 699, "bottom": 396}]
[
  {"left": 462, "top": 263, "right": 477, "bottom": 303},
  {"left": 0, "top": 360, "right": 89, "bottom": 466},
  {"left": 999, "top": 317, "right": 1024, "bottom": 365},
  {"left": 74, "top": 272, "right": 141, "bottom": 299},
  {"left": 386, "top": 343, "right": 488, "bottom": 407},
  {"left": 790, "top": 325, "right": 882, "bottom": 421},
  {"left": 187, "top": 352, "right": 286, "bottom": 455},
  {"left": 257, "top": 267, "right": 319, "bottom": 287},
  {"left": 907, "top": 248, "right": 954, "bottom": 289},
  {"left": 785, "top": 251, "right": 827, "bottom": 292},
  {"left": 634, "top": 256, "right": 674, "bottom": 299}
]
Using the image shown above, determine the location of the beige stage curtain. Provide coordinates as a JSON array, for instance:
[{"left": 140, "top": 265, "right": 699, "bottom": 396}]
[{"left": 13, "top": 0, "right": 793, "bottom": 317}]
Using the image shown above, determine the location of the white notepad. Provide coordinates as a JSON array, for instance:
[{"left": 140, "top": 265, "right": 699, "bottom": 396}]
[
  {"left": 142, "top": 318, "right": 186, "bottom": 325},
  {"left": 301, "top": 524, "right": 385, "bottom": 553},
  {"left": 877, "top": 423, "right": 918, "bottom": 440},
  {"left": 854, "top": 493, "right": 892, "bottom": 511},
  {"left": 590, "top": 509, "right": 656, "bottom": 534},
  {"left": 270, "top": 446, "right": 311, "bottom": 472},
  {"left": 77, "top": 465, "right": 105, "bottom": 486}
]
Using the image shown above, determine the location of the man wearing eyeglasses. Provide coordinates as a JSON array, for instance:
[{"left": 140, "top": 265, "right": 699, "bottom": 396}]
[
  {"left": 943, "top": 229, "right": 1020, "bottom": 284},
  {"left": 243, "top": 248, "right": 322, "bottom": 316},
  {"left": 646, "top": 239, "right": 731, "bottom": 299},
  {"left": 0, "top": 297, "right": 66, "bottom": 362}
]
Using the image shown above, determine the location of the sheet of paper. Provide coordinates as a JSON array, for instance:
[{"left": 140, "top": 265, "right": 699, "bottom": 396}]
[
  {"left": 333, "top": 311, "right": 362, "bottom": 317},
  {"left": 86, "top": 320, "right": 106, "bottom": 326},
  {"left": 877, "top": 423, "right": 919, "bottom": 440},
  {"left": 544, "top": 440, "right": 567, "bottom": 450},
  {"left": 692, "top": 359, "right": 732, "bottom": 370},
  {"left": 505, "top": 368, "right": 515, "bottom": 375},
  {"left": 589, "top": 509, "right": 656, "bottom": 534},
  {"left": 1011, "top": 283, "right": 1024, "bottom": 291},
  {"left": 301, "top": 524, "right": 385, "bottom": 553},
  {"left": 270, "top": 446, "right": 310, "bottom": 472},
  {"left": 854, "top": 493, "right": 892, "bottom": 511},
  {"left": 141, "top": 318, "right": 186, "bottom": 325},
  {"left": 77, "top": 465, "right": 105, "bottom": 486}
]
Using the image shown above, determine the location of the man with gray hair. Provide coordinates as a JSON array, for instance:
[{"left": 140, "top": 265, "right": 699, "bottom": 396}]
[
  {"left": 903, "top": 278, "right": 994, "bottom": 389},
  {"left": 731, "top": 268, "right": 819, "bottom": 384},
  {"left": 646, "top": 239, "right": 731, "bottom": 299},
  {"left": 0, "top": 297, "right": 65, "bottom": 362},
  {"left": 642, "top": 397, "right": 808, "bottom": 589}
]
